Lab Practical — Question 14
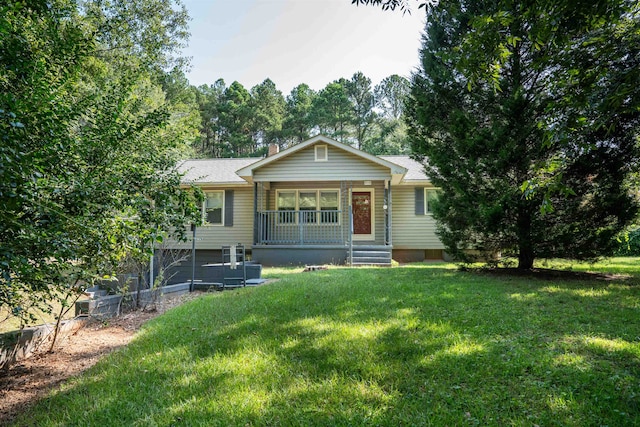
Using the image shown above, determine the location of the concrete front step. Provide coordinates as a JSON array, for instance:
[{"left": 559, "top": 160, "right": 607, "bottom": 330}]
[
  {"left": 352, "top": 262, "right": 392, "bottom": 267},
  {"left": 350, "top": 248, "right": 392, "bottom": 266},
  {"left": 352, "top": 256, "right": 391, "bottom": 264},
  {"left": 352, "top": 251, "right": 392, "bottom": 257}
]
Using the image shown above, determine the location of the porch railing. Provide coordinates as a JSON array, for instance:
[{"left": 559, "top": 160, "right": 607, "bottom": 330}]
[{"left": 256, "top": 210, "right": 345, "bottom": 245}]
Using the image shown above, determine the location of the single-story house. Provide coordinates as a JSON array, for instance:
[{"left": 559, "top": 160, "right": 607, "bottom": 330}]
[{"left": 165, "top": 135, "right": 444, "bottom": 275}]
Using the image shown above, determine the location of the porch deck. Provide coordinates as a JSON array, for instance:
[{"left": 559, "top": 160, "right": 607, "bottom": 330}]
[{"left": 256, "top": 210, "right": 347, "bottom": 245}]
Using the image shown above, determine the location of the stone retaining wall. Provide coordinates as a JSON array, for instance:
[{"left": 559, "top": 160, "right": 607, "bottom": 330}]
[
  {"left": 0, "top": 283, "right": 191, "bottom": 369},
  {"left": 0, "top": 317, "right": 87, "bottom": 369},
  {"left": 75, "top": 282, "right": 191, "bottom": 319}
]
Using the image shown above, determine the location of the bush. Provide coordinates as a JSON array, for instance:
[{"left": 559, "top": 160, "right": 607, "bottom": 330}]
[{"left": 616, "top": 227, "right": 640, "bottom": 256}]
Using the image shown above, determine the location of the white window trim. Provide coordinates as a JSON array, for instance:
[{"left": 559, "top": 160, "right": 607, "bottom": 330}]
[
  {"left": 314, "top": 145, "right": 328, "bottom": 162},
  {"left": 424, "top": 188, "right": 438, "bottom": 215},
  {"left": 203, "top": 190, "right": 225, "bottom": 226},
  {"left": 275, "top": 189, "right": 341, "bottom": 225},
  {"left": 318, "top": 189, "right": 341, "bottom": 225},
  {"left": 351, "top": 188, "right": 375, "bottom": 241}
]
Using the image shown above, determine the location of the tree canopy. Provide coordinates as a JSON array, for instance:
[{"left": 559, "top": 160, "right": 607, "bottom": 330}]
[
  {"left": 405, "top": 0, "right": 640, "bottom": 268},
  {"left": 191, "top": 72, "right": 413, "bottom": 157},
  {"left": 0, "top": 0, "right": 201, "bottom": 324}
]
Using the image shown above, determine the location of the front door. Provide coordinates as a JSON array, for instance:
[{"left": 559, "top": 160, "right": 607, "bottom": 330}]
[{"left": 352, "top": 191, "right": 373, "bottom": 239}]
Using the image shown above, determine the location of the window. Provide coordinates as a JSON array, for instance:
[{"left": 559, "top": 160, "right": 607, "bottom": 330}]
[
  {"left": 204, "top": 191, "right": 224, "bottom": 225},
  {"left": 425, "top": 189, "right": 438, "bottom": 214},
  {"left": 299, "top": 191, "right": 318, "bottom": 223},
  {"left": 315, "top": 145, "right": 328, "bottom": 161},
  {"left": 320, "top": 191, "right": 339, "bottom": 223},
  {"left": 277, "top": 191, "right": 296, "bottom": 223},
  {"left": 276, "top": 190, "right": 340, "bottom": 224}
]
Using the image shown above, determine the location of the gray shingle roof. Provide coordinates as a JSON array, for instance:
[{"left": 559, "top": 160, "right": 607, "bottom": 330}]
[
  {"left": 177, "top": 155, "right": 429, "bottom": 185},
  {"left": 379, "top": 155, "right": 429, "bottom": 182},
  {"left": 177, "top": 158, "right": 260, "bottom": 184}
]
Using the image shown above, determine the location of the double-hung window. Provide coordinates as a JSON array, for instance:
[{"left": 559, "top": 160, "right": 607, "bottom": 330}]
[
  {"left": 299, "top": 191, "right": 318, "bottom": 223},
  {"left": 425, "top": 189, "right": 438, "bottom": 214},
  {"left": 277, "top": 191, "right": 296, "bottom": 223},
  {"left": 319, "top": 191, "right": 339, "bottom": 223},
  {"left": 204, "top": 191, "right": 224, "bottom": 225},
  {"left": 276, "top": 190, "right": 339, "bottom": 224}
]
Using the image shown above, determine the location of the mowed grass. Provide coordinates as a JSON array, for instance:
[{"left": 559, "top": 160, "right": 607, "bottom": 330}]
[{"left": 13, "top": 259, "right": 640, "bottom": 426}]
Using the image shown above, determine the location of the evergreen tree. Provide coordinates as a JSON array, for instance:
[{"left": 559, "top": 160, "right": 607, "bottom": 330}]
[
  {"left": 249, "top": 78, "right": 285, "bottom": 152},
  {"left": 347, "top": 72, "right": 376, "bottom": 150},
  {"left": 311, "top": 79, "right": 354, "bottom": 143},
  {"left": 282, "top": 84, "right": 317, "bottom": 146},
  {"left": 194, "top": 79, "right": 227, "bottom": 157},
  {"left": 406, "top": 0, "right": 640, "bottom": 268},
  {"left": 219, "top": 81, "right": 253, "bottom": 157}
]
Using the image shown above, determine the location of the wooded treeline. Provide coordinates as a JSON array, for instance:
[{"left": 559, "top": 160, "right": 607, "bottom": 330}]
[{"left": 181, "top": 72, "right": 412, "bottom": 158}]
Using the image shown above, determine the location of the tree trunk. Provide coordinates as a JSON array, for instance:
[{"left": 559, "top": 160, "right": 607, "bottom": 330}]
[
  {"left": 518, "top": 244, "right": 534, "bottom": 269},
  {"left": 516, "top": 203, "right": 535, "bottom": 269}
]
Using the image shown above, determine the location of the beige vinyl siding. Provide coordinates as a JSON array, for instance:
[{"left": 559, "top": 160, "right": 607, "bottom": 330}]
[
  {"left": 254, "top": 143, "right": 391, "bottom": 182},
  {"left": 167, "top": 186, "right": 254, "bottom": 250},
  {"left": 361, "top": 181, "right": 385, "bottom": 245},
  {"left": 267, "top": 181, "right": 386, "bottom": 245},
  {"left": 391, "top": 185, "right": 444, "bottom": 249}
]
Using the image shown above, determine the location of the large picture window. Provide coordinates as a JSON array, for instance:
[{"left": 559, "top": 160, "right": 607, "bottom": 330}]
[
  {"left": 276, "top": 190, "right": 340, "bottom": 224},
  {"left": 204, "top": 191, "right": 224, "bottom": 225}
]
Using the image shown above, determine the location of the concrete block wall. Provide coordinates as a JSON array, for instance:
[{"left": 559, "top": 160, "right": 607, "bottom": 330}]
[
  {"left": 0, "top": 283, "right": 191, "bottom": 369},
  {"left": 75, "top": 283, "right": 191, "bottom": 319}
]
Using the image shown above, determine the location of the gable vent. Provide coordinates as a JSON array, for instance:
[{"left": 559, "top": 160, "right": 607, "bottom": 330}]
[{"left": 315, "top": 145, "right": 328, "bottom": 161}]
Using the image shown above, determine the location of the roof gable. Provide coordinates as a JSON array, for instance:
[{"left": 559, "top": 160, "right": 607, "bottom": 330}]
[
  {"left": 236, "top": 135, "right": 407, "bottom": 183},
  {"left": 176, "top": 137, "right": 432, "bottom": 187}
]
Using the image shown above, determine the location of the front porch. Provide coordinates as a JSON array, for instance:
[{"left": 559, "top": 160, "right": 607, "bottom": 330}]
[
  {"left": 249, "top": 179, "right": 393, "bottom": 266},
  {"left": 255, "top": 210, "right": 347, "bottom": 245}
]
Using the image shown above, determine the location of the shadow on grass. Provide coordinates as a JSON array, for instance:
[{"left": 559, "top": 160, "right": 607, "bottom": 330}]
[{"left": 14, "top": 265, "right": 640, "bottom": 426}]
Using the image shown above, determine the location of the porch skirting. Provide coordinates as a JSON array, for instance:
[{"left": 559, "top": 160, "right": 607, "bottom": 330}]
[{"left": 252, "top": 245, "right": 348, "bottom": 267}]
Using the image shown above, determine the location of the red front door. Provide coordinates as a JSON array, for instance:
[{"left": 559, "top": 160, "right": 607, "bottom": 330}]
[{"left": 352, "top": 192, "right": 372, "bottom": 235}]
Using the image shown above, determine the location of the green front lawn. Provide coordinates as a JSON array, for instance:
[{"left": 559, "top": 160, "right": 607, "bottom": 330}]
[{"left": 14, "top": 259, "right": 640, "bottom": 426}]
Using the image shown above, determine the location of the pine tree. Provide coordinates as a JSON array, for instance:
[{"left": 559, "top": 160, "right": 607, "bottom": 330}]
[{"left": 406, "top": 0, "right": 640, "bottom": 268}]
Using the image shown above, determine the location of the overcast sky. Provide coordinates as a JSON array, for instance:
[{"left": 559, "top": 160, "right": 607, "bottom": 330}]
[{"left": 182, "top": 0, "right": 426, "bottom": 95}]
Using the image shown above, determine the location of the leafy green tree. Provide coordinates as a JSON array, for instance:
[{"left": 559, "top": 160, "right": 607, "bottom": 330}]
[
  {"left": 374, "top": 74, "right": 410, "bottom": 121},
  {"left": 282, "top": 84, "right": 317, "bottom": 146},
  {"left": 81, "top": 0, "right": 190, "bottom": 71},
  {"left": 367, "top": 74, "right": 411, "bottom": 154},
  {"left": 351, "top": 0, "right": 422, "bottom": 14},
  {"left": 0, "top": 0, "right": 201, "bottom": 328},
  {"left": 158, "top": 68, "right": 201, "bottom": 159},
  {"left": 367, "top": 119, "right": 410, "bottom": 155},
  {"left": 1, "top": 0, "right": 93, "bottom": 324},
  {"left": 406, "top": 0, "right": 640, "bottom": 268}
]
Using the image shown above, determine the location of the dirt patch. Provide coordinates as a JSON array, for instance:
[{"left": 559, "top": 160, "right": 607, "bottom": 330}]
[
  {"left": 0, "top": 292, "right": 202, "bottom": 426},
  {"left": 469, "top": 267, "right": 634, "bottom": 282}
]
